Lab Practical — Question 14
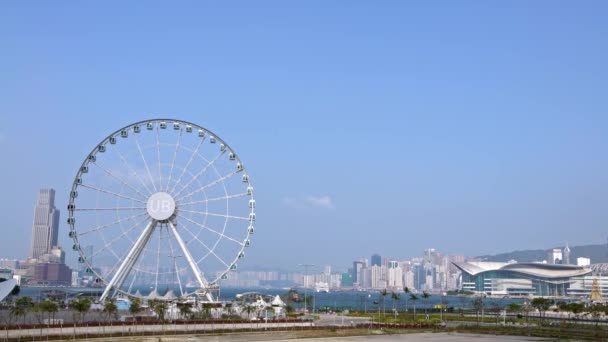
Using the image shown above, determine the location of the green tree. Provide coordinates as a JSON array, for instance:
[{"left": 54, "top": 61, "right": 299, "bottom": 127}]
[
  {"left": 590, "top": 304, "right": 602, "bottom": 328},
  {"left": 127, "top": 298, "right": 143, "bottom": 334},
  {"left": 129, "top": 298, "right": 143, "bottom": 317},
  {"left": 421, "top": 291, "right": 431, "bottom": 316},
  {"left": 409, "top": 293, "right": 419, "bottom": 320},
  {"left": 13, "top": 297, "right": 33, "bottom": 324},
  {"left": 243, "top": 304, "right": 255, "bottom": 318},
  {"left": 178, "top": 302, "right": 192, "bottom": 320},
  {"left": 201, "top": 303, "right": 213, "bottom": 320},
  {"left": 531, "top": 298, "right": 553, "bottom": 321},
  {"left": 472, "top": 297, "right": 484, "bottom": 323},
  {"left": 403, "top": 287, "right": 410, "bottom": 312},
  {"left": 379, "top": 289, "right": 388, "bottom": 316},
  {"left": 507, "top": 303, "right": 522, "bottom": 318},
  {"left": 70, "top": 297, "right": 92, "bottom": 323},
  {"left": 40, "top": 300, "right": 59, "bottom": 324},
  {"left": 391, "top": 292, "right": 400, "bottom": 313},
  {"left": 103, "top": 299, "right": 118, "bottom": 325},
  {"left": 149, "top": 299, "right": 168, "bottom": 322}
]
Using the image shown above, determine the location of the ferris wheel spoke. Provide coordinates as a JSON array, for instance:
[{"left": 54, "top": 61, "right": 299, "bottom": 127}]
[
  {"left": 100, "top": 220, "right": 157, "bottom": 301},
  {"left": 176, "top": 170, "right": 238, "bottom": 202},
  {"left": 110, "top": 144, "right": 155, "bottom": 196},
  {"left": 80, "top": 211, "right": 148, "bottom": 236},
  {"left": 75, "top": 207, "right": 146, "bottom": 211},
  {"left": 166, "top": 230, "right": 184, "bottom": 297},
  {"left": 133, "top": 133, "right": 159, "bottom": 192},
  {"left": 179, "top": 222, "right": 231, "bottom": 269},
  {"left": 169, "top": 137, "right": 205, "bottom": 194},
  {"left": 154, "top": 223, "right": 163, "bottom": 290},
  {"left": 180, "top": 216, "right": 244, "bottom": 246},
  {"left": 178, "top": 209, "right": 250, "bottom": 221},
  {"left": 92, "top": 162, "right": 150, "bottom": 201},
  {"left": 168, "top": 222, "right": 212, "bottom": 292},
  {"left": 79, "top": 183, "right": 147, "bottom": 204},
  {"left": 178, "top": 192, "right": 249, "bottom": 206},
  {"left": 89, "top": 216, "right": 150, "bottom": 259},
  {"left": 173, "top": 151, "right": 225, "bottom": 199},
  {"left": 155, "top": 124, "right": 164, "bottom": 191},
  {"left": 165, "top": 127, "right": 183, "bottom": 193},
  {"left": 127, "top": 236, "right": 153, "bottom": 294}
]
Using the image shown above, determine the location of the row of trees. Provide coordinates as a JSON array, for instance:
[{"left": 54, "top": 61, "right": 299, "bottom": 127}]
[
  {"left": 4, "top": 297, "right": 125, "bottom": 326},
  {"left": 375, "top": 287, "right": 432, "bottom": 320}
]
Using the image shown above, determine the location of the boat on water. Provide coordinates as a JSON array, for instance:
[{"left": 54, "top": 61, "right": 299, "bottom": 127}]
[{"left": 315, "top": 282, "right": 329, "bottom": 293}]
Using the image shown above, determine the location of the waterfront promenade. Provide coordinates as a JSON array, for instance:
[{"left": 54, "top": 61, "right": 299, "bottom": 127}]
[{"left": 1, "top": 321, "right": 314, "bottom": 340}]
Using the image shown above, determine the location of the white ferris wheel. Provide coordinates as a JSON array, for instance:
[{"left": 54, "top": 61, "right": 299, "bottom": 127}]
[{"left": 67, "top": 119, "right": 255, "bottom": 302}]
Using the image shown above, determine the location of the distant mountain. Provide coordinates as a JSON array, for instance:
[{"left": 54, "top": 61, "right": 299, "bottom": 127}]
[{"left": 477, "top": 243, "right": 608, "bottom": 264}]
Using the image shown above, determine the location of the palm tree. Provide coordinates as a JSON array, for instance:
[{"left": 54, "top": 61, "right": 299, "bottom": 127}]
[
  {"left": 13, "top": 297, "right": 33, "bottom": 325},
  {"left": 129, "top": 298, "right": 143, "bottom": 317},
  {"left": 379, "top": 289, "right": 388, "bottom": 316},
  {"left": 403, "top": 287, "right": 410, "bottom": 312},
  {"left": 471, "top": 297, "right": 484, "bottom": 323},
  {"left": 103, "top": 299, "right": 118, "bottom": 326},
  {"left": 421, "top": 291, "right": 431, "bottom": 317},
  {"left": 149, "top": 299, "right": 168, "bottom": 322},
  {"left": 128, "top": 298, "right": 143, "bottom": 334},
  {"left": 40, "top": 300, "right": 59, "bottom": 324},
  {"left": 243, "top": 304, "right": 255, "bottom": 318},
  {"left": 178, "top": 303, "right": 192, "bottom": 320},
  {"left": 391, "top": 292, "right": 400, "bottom": 313},
  {"left": 70, "top": 297, "right": 92, "bottom": 323},
  {"left": 409, "top": 293, "right": 419, "bottom": 320}
]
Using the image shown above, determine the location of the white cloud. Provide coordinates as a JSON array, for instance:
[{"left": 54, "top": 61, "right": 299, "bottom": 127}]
[
  {"left": 305, "top": 195, "right": 335, "bottom": 210},
  {"left": 282, "top": 195, "right": 335, "bottom": 210}
]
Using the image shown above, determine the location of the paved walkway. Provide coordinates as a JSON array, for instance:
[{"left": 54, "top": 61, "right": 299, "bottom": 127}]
[{"left": 1, "top": 321, "right": 313, "bottom": 340}]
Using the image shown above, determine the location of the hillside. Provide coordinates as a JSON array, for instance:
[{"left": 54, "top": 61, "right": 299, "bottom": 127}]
[{"left": 477, "top": 243, "right": 608, "bottom": 264}]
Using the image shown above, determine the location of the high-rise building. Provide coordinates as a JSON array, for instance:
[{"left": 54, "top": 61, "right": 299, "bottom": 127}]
[
  {"left": 547, "top": 248, "right": 563, "bottom": 265},
  {"left": 563, "top": 243, "right": 571, "bottom": 265},
  {"left": 371, "top": 265, "right": 387, "bottom": 289},
  {"left": 388, "top": 261, "right": 403, "bottom": 288},
  {"left": 371, "top": 254, "right": 382, "bottom": 267},
  {"left": 30, "top": 189, "right": 60, "bottom": 259},
  {"left": 352, "top": 261, "right": 365, "bottom": 285}
]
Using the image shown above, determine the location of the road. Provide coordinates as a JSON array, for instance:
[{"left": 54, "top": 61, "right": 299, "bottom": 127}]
[
  {"left": 91, "top": 332, "right": 552, "bottom": 342},
  {"left": 315, "top": 313, "right": 371, "bottom": 326}
]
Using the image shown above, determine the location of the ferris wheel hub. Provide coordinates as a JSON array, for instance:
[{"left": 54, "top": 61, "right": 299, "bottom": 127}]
[{"left": 146, "top": 192, "right": 176, "bottom": 221}]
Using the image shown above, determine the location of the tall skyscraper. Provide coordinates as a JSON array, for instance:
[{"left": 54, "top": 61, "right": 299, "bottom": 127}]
[
  {"left": 371, "top": 254, "right": 382, "bottom": 267},
  {"left": 30, "top": 189, "right": 60, "bottom": 259},
  {"left": 547, "top": 248, "right": 563, "bottom": 265},
  {"left": 352, "top": 261, "right": 364, "bottom": 285},
  {"left": 563, "top": 243, "right": 571, "bottom": 265}
]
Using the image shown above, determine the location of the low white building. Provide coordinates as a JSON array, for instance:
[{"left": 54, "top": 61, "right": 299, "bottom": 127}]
[{"left": 577, "top": 257, "right": 591, "bottom": 266}]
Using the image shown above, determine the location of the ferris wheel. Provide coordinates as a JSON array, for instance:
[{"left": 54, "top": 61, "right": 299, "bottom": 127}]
[{"left": 67, "top": 119, "right": 255, "bottom": 302}]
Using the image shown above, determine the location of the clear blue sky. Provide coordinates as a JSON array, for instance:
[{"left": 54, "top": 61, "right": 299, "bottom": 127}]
[{"left": 1, "top": 2, "right": 607, "bottom": 270}]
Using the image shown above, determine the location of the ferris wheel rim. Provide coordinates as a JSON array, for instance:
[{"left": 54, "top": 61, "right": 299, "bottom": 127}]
[{"left": 67, "top": 118, "right": 255, "bottom": 301}]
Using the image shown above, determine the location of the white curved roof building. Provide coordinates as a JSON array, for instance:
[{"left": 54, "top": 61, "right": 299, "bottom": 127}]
[
  {"left": 453, "top": 261, "right": 592, "bottom": 296},
  {"left": 0, "top": 279, "right": 17, "bottom": 302}
]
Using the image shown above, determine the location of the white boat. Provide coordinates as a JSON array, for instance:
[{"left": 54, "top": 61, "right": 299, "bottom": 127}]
[{"left": 315, "top": 282, "right": 329, "bottom": 293}]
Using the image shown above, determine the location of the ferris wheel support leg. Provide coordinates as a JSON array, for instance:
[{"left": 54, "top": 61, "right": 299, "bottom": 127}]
[
  {"left": 100, "top": 220, "right": 158, "bottom": 302},
  {"left": 168, "top": 221, "right": 215, "bottom": 302}
]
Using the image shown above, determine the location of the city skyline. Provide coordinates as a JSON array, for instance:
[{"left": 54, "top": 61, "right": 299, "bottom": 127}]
[
  {"left": 29, "top": 189, "right": 60, "bottom": 260},
  {"left": 0, "top": 189, "right": 603, "bottom": 295},
  {"left": 1, "top": 2, "right": 607, "bottom": 270}
]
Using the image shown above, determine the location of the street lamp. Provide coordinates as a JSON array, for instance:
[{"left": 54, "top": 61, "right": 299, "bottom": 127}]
[{"left": 298, "top": 264, "right": 315, "bottom": 314}]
